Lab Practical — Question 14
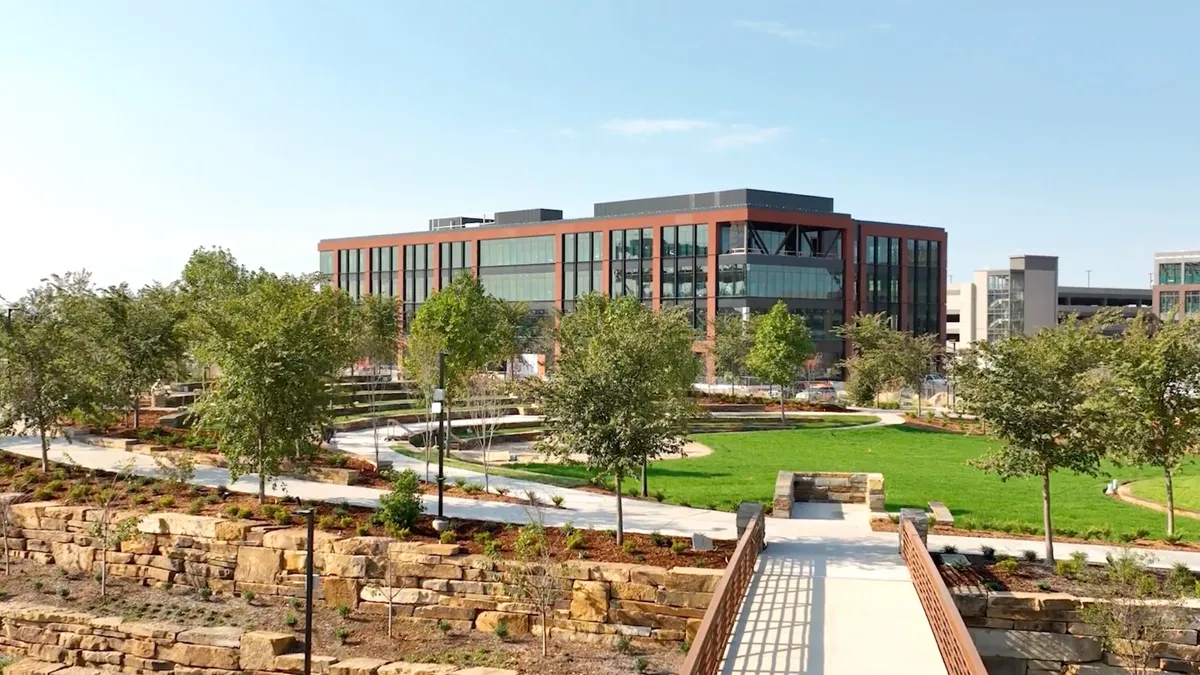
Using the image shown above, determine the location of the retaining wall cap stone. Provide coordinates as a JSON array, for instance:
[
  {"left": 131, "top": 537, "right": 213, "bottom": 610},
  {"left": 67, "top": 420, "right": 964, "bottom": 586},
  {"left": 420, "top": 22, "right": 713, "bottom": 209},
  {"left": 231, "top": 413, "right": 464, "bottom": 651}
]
[{"left": 177, "top": 626, "right": 245, "bottom": 648}]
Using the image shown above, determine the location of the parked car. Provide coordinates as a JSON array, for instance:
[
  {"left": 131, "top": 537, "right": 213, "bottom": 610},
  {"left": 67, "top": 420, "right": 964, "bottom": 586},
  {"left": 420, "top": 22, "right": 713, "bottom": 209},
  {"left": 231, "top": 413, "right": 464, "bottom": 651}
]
[{"left": 796, "top": 384, "right": 838, "bottom": 403}]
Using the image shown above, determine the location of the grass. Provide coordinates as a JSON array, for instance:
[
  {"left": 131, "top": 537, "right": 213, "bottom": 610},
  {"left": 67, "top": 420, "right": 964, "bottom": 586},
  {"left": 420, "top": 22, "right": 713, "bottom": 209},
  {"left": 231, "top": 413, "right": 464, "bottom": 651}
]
[
  {"left": 1129, "top": 475, "right": 1200, "bottom": 514},
  {"left": 688, "top": 414, "right": 879, "bottom": 433},
  {"left": 512, "top": 425, "right": 1190, "bottom": 539},
  {"left": 390, "top": 445, "right": 591, "bottom": 489}
]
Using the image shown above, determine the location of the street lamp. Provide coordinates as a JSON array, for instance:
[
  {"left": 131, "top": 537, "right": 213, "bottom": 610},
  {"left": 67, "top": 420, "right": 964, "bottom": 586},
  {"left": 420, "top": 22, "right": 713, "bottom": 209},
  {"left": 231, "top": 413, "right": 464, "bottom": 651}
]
[
  {"left": 294, "top": 509, "right": 315, "bottom": 675},
  {"left": 432, "top": 351, "right": 447, "bottom": 529}
]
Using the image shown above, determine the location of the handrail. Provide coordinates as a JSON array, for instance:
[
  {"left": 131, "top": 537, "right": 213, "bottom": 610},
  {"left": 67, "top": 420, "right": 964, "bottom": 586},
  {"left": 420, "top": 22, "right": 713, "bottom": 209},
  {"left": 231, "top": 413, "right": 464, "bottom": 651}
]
[
  {"left": 678, "top": 508, "right": 765, "bottom": 675},
  {"left": 899, "top": 520, "right": 988, "bottom": 675}
]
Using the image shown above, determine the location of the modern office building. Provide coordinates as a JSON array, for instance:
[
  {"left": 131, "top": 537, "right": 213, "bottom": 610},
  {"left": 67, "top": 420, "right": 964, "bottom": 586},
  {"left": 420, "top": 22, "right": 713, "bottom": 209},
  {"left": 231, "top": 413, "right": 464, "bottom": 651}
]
[
  {"left": 946, "top": 254, "right": 1152, "bottom": 350},
  {"left": 318, "top": 188, "right": 947, "bottom": 378},
  {"left": 1152, "top": 250, "right": 1200, "bottom": 320}
]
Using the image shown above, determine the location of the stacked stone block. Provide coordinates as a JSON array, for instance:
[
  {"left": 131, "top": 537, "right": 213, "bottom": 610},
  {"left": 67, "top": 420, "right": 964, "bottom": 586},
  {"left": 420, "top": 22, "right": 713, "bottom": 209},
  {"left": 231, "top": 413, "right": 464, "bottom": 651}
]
[{"left": 771, "top": 471, "right": 886, "bottom": 519}]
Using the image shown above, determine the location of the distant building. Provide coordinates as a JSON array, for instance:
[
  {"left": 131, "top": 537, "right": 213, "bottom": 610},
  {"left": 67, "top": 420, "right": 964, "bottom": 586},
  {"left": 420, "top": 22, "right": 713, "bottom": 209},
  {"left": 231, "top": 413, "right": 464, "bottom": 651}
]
[
  {"left": 946, "top": 255, "right": 1151, "bottom": 351},
  {"left": 1152, "top": 250, "right": 1200, "bottom": 320}
]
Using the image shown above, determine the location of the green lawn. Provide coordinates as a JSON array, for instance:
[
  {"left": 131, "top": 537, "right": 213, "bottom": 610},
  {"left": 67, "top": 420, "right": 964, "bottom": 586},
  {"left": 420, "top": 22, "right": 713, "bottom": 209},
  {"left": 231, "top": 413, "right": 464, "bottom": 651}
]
[
  {"left": 511, "top": 425, "right": 1191, "bottom": 541},
  {"left": 1129, "top": 475, "right": 1200, "bottom": 514}
]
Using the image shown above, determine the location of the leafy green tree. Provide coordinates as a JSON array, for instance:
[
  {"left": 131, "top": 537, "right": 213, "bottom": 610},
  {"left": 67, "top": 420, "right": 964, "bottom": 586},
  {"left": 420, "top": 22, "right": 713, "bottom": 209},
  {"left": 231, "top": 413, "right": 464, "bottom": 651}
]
[
  {"left": 746, "top": 302, "right": 815, "bottom": 422},
  {"left": 1087, "top": 313, "right": 1200, "bottom": 535},
  {"left": 192, "top": 263, "right": 356, "bottom": 502},
  {"left": 837, "top": 313, "right": 897, "bottom": 406},
  {"left": 0, "top": 273, "right": 107, "bottom": 471},
  {"left": 953, "top": 314, "right": 1114, "bottom": 563},
  {"left": 94, "top": 283, "right": 187, "bottom": 429},
  {"left": 355, "top": 293, "right": 400, "bottom": 465},
  {"left": 712, "top": 311, "right": 755, "bottom": 395},
  {"left": 536, "top": 295, "right": 699, "bottom": 543},
  {"left": 892, "top": 332, "right": 941, "bottom": 416},
  {"left": 178, "top": 247, "right": 249, "bottom": 384},
  {"left": 377, "top": 468, "right": 425, "bottom": 531}
]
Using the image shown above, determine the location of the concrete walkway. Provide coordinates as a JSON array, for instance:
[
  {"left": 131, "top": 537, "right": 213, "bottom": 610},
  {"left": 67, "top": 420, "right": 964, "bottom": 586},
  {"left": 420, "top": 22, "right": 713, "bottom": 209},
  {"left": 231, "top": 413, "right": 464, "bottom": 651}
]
[{"left": 721, "top": 503, "right": 947, "bottom": 675}]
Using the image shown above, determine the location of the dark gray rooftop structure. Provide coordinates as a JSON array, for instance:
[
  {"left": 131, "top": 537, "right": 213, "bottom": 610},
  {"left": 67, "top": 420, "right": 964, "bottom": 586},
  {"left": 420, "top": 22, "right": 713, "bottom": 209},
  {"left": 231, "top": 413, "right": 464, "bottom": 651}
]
[{"left": 593, "top": 189, "right": 835, "bottom": 218}]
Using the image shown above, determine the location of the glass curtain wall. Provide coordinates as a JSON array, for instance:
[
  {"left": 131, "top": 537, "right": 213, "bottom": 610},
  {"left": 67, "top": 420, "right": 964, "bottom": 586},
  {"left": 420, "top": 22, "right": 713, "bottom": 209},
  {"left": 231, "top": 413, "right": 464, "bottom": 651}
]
[
  {"left": 610, "top": 228, "right": 653, "bottom": 304},
  {"left": 319, "top": 251, "right": 333, "bottom": 286},
  {"left": 369, "top": 246, "right": 399, "bottom": 297},
  {"left": 402, "top": 244, "right": 432, "bottom": 332},
  {"left": 906, "top": 239, "right": 941, "bottom": 336},
  {"left": 1186, "top": 291, "right": 1200, "bottom": 317},
  {"left": 438, "top": 241, "right": 471, "bottom": 289},
  {"left": 865, "top": 236, "right": 901, "bottom": 321},
  {"left": 477, "top": 235, "right": 555, "bottom": 302},
  {"left": 337, "top": 249, "right": 363, "bottom": 301},
  {"left": 1160, "top": 263, "right": 1183, "bottom": 285},
  {"left": 563, "top": 232, "right": 603, "bottom": 312},
  {"left": 1186, "top": 263, "right": 1200, "bottom": 284},
  {"left": 1161, "top": 291, "right": 1181, "bottom": 317},
  {"left": 660, "top": 224, "right": 708, "bottom": 329},
  {"left": 986, "top": 272, "right": 1011, "bottom": 341}
]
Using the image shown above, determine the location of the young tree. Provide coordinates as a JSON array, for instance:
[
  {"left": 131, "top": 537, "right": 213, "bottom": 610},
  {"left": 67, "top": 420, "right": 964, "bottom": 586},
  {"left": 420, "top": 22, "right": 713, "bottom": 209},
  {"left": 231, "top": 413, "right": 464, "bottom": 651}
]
[
  {"left": 402, "top": 332, "right": 442, "bottom": 481},
  {"left": 509, "top": 508, "right": 566, "bottom": 657},
  {"left": 178, "top": 247, "right": 250, "bottom": 387},
  {"left": 891, "top": 332, "right": 941, "bottom": 416},
  {"left": 746, "top": 302, "right": 815, "bottom": 423},
  {"left": 365, "top": 558, "right": 405, "bottom": 638},
  {"left": 90, "top": 460, "right": 139, "bottom": 598},
  {"left": 953, "top": 313, "right": 1113, "bottom": 564},
  {"left": 192, "top": 262, "right": 356, "bottom": 502},
  {"left": 95, "top": 283, "right": 187, "bottom": 429},
  {"left": 0, "top": 273, "right": 107, "bottom": 472},
  {"left": 355, "top": 294, "right": 400, "bottom": 466},
  {"left": 467, "top": 373, "right": 508, "bottom": 491},
  {"left": 0, "top": 493, "right": 25, "bottom": 576},
  {"left": 536, "top": 295, "right": 699, "bottom": 543},
  {"left": 712, "top": 311, "right": 755, "bottom": 395},
  {"left": 837, "top": 312, "right": 899, "bottom": 407},
  {"left": 1087, "top": 313, "right": 1200, "bottom": 535}
]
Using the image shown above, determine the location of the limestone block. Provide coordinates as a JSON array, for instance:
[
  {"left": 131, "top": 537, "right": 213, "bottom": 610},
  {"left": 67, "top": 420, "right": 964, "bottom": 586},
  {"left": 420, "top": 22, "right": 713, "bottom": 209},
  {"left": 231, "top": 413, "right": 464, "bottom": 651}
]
[
  {"left": 656, "top": 589, "right": 713, "bottom": 610},
  {"left": 1062, "top": 666, "right": 1143, "bottom": 675},
  {"left": 174, "top": 668, "right": 244, "bottom": 675},
  {"left": 421, "top": 579, "right": 450, "bottom": 592},
  {"left": 157, "top": 643, "right": 241, "bottom": 670},
  {"left": 333, "top": 536, "right": 393, "bottom": 556},
  {"left": 987, "top": 591, "right": 1045, "bottom": 612},
  {"left": 981, "top": 656, "right": 1027, "bottom": 675},
  {"left": 970, "top": 627, "right": 1102, "bottom": 663},
  {"left": 377, "top": 663, "right": 458, "bottom": 675},
  {"left": 686, "top": 618, "right": 702, "bottom": 643},
  {"left": 610, "top": 582, "right": 658, "bottom": 602},
  {"left": 664, "top": 568, "right": 723, "bottom": 593},
  {"left": 409, "top": 544, "right": 460, "bottom": 556},
  {"left": 495, "top": 602, "right": 538, "bottom": 615},
  {"left": 322, "top": 554, "right": 369, "bottom": 578},
  {"left": 629, "top": 565, "right": 667, "bottom": 587},
  {"left": 51, "top": 542, "right": 96, "bottom": 574},
  {"left": 176, "top": 627, "right": 244, "bottom": 648},
  {"left": 261, "top": 528, "right": 337, "bottom": 552},
  {"left": 238, "top": 631, "right": 295, "bottom": 671},
  {"left": 475, "top": 611, "right": 531, "bottom": 635},
  {"left": 120, "top": 536, "right": 157, "bottom": 555},
  {"left": 124, "top": 655, "right": 175, "bottom": 671},
  {"left": 79, "top": 651, "right": 121, "bottom": 665},
  {"left": 329, "top": 658, "right": 388, "bottom": 675},
  {"left": 273, "top": 654, "right": 339, "bottom": 674},
  {"left": 391, "top": 563, "right": 461, "bottom": 580},
  {"left": 212, "top": 521, "right": 254, "bottom": 542},
  {"left": 54, "top": 668, "right": 101, "bottom": 675},
  {"left": 234, "top": 547, "right": 281, "bottom": 584},
  {"left": 453, "top": 669, "right": 518, "bottom": 675},
  {"left": 413, "top": 605, "right": 475, "bottom": 621},
  {"left": 952, "top": 592, "right": 988, "bottom": 618},
  {"left": 570, "top": 581, "right": 608, "bottom": 622},
  {"left": 360, "top": 587, "right": 439, "bottom": 605},
  {"left": 589, "top": 563, "right": 633, "bottom": 583},
  {"left": 557, "top": 560, "right": 595, "bottom": 581},
  {"left": 4, "top": 661, "right": 66, "bottom": 675},
  {"left": 283, "top": 550, "right": 308, "bottom": 573},
  {"left": 116, "top": 639, "right": 157, "bottom": 658},
  {"left": 123, "top": 621, "right": 185, "bottom": 639},
  {"left": 136, "top": 513, "right": 226, "bottom": 539}
]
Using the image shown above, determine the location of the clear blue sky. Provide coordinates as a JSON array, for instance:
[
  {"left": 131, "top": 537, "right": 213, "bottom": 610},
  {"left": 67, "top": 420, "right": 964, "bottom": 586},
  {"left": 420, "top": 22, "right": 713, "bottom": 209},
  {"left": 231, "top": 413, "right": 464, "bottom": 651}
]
[{"left": 2, "top": 1, "right": 1197, "bottom": 299}]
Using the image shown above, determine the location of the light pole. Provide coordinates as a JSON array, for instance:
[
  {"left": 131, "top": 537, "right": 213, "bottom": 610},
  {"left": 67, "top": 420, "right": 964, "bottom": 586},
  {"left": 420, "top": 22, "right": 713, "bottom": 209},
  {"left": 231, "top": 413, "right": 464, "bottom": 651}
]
[
  {"left": 295, "top": 509, "right": 315, "bottom": 675},
  {"left": 435, "top": 351, "right": 446, "bottom": 522}
]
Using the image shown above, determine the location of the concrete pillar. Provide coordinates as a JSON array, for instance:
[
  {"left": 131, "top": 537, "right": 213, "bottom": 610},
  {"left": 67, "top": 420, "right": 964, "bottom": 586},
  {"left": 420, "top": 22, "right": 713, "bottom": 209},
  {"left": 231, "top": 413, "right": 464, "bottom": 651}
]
[{"left": 899, "top": 508, "right": 929, "bottom": 553}]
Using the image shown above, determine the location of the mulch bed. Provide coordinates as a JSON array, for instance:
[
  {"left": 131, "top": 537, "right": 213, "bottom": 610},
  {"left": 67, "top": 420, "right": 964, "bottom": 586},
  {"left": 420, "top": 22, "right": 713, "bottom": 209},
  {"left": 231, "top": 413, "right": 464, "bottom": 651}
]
[
  {"left": 872, "top": 518, "right": 1200, "bottom": 552},
  {"left": 936, "top": 552, "right": 1192, "bottom": 598},
  {"left": 0, "top": 558, "right": 683, "bottom": 675},
  {"left": 901, "top": 416, "right": 986, "bottom": 435}
]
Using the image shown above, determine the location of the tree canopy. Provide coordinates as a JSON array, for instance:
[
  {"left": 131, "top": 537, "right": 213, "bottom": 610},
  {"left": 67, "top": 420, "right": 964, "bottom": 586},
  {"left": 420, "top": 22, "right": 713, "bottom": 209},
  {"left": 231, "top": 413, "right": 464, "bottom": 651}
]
[
  {"left": 745, "top": 301, "right": 815, "bottom": 421},
  {"left": 712, "top": 311, "right": 755, "bottom": 393}
]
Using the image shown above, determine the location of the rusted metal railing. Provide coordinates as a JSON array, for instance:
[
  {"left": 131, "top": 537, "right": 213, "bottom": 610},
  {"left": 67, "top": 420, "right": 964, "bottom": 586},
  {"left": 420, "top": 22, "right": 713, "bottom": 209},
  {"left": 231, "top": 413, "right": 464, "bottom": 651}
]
[
  {"left": 899, "top": 519, "right": 988, "bottom": 675},
  {"left": 678, "top": 507, "right": 765, "bottom": 675}
]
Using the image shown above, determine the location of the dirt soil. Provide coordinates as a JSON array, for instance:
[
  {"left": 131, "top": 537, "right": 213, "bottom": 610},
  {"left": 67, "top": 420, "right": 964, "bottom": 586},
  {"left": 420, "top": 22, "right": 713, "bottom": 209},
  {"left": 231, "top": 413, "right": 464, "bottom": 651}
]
[
  {"left": 871, "top": 518, "right": 1200, "bottom": 553},
  {"left": 936, "top": 552, "right": 1193, "bottom": 599},
  {"left": 0, "top": 452, "right": 733, "bottom": 567},
  {"left": 0, "top": 558, "right": 683, "bottom": 675},
  {"left": 901, "top": 416, "right": 986, "bottom": 435}
]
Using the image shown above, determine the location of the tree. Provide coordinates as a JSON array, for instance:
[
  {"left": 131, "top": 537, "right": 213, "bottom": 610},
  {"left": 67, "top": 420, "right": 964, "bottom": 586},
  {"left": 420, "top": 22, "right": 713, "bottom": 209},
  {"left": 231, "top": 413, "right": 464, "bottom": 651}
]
[
  {"left": 402, "top": 332, "right": 442, "bottom": 481},
  {"left": 0, "top": 493, "right": 25, "bottom": 576},
  {"left": 746, "top": 302, "right": 815, "bottom": 423},
  {"left": 953, "top": 313, "right": 1113, "bottom": 564},
  {"left": 467, "top": 373, "right": 509, "bottom": 491},
  {"left": 95, "top": 283, "right": 187, "bottom": 429},
  {"left": 377, "top": 468, "right": 425, "bottom": 534},
  {"left": 712, "top": 312, "right": 755, "bottom": 395},
  {"left": 891, "top": 332, "right": 941, "bottom": 416},
  {"left": 1087, "top": 313, "right": 1200, "bottom": 535},
  {"left": 355, "top": 294, "right": 400, "bottom": 466},
  {"left": 837, "top": 313, "right": 900, "bottom": 407},
  {"left": 508, "top": 509, "right": 567, "bottom": 657},
  {"left": 536, "top": 295, "right": 699, "bottom": 543},
  {"left": 178, "top": 247, "right": 249, "bottom": 386},
  {"left": 365, "top": 558, "right": 405, "bottom": 638},
  {"left": 191, "top": 260, "right": 356, "bottom": 502},
  {"left": 0, "top": 273, "right": 107, "bottom": 472},
  {"left": 89, "top": 460, "right": 139, "bottom": 598}
]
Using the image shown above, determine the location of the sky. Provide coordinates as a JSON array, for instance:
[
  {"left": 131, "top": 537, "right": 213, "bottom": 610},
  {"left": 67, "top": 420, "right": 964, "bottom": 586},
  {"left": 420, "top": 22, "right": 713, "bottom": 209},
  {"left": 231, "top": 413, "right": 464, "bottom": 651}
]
[{"left": 2, "top": 1, "right": 1198, "bottom": 299}]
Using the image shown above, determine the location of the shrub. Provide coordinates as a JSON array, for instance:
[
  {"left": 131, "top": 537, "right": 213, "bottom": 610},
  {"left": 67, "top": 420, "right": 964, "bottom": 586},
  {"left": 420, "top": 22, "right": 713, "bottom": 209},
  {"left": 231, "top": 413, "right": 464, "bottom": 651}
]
[
  {"left": 339, "top": 515, "right": 354, "bottom": 530},
  {"left": 156, "top": 495, "right": 176, "bottom": 509},
  {"left": 453, "top": 477, "right": 467, "bottom": 490},
  {"left": 1135, "top": 528, "right": 1150, "bottom": 540},
  {"left": 551, "top": 495, "right": 565, "bottom": 508},
  {"left": 356, "top": 523, "right": 371, "bottom": 536},
  {"left": 614, "top": 635, "right": 631, "bottom": 654},
  {"left": 653, "top": 490, "right": 665, "bottom": 503},
  {"left": 66, "top": 484, "right": 90, "bottom": 503},
  {"left": 334, "top": 627, "right": 350, "bottom": 644},
  {"left": 463, "top": 482, "right": 483, "bottom": 495},
  {"left": 205, "top": 494, "right": 220, "bottom": 505},
  {"left": 1037, "top": 580, "right": 1052, "bottom": 591},
  {"left": 671, "top": 540, "right": 688, "bottom": 554},
  {"left": 1022, "top": 550, "right": 1039, "bottom": 563},
  {"left": 621, "top": 540, "right": 636, "bottom": 555},
  {"left": 1055, "top": 558, "right": 1083, "bottom": 580},
  {"left": 237, "top": 506, "right": 255, "bottom": 519},
  {"left": 495, "top": 487, "right": 509, "bottom": 497},
  {"left": 273, "top": 509, "right": 292, "bottom": 526},
  {"left": 32, "top": 487, "right": 53, "bottom": 501},
  {"left": 224, "top": 504, "right": 240, "bottom": 518},
  {"left": 941, "top": 545, "right": 958, "bottom": 554},
  {"left": 187, "top": 499, "right": 204, "bottom": 516},
  {"left": 1137, "top": 574, "right": 1158, "bottom": 597},
  {"left": 378, "top": 469, "right": 424, "bottom": 531},
  {"left": 32, "top": 580, "right": 43, "bottom": 592},
  {"left": 492, "top": 618, "right": 510, "bottom": 640},
  {"left": 473, "top": 530, "right": 493, "bottom": 545},
  {"left": 318, "top": 515, "right": 339, "bottom": 530},
  {"left": 289, "top": 597, "right": 301, "bottom": 610},
  {"left": 242, "top": 590, "right": 256, "bottom": 603},
  {"left": 524, "top": 489, "right": 540, "bottom": 506},
  {"left": 56, "top": 587, "right": 69, "bottom": 599},
  {"left": 436, "top": 619, "right": 451, "bottom": 635},
  {"left": 980, "top": 546, "right": 995, "bottom": 561},
  {"left": 604, "top": 528, "right": 617, "bottom": 539},
  {"left": 650, "top": 531, "right": 670, "bottom": 548},
  {"left": 561, "top": 521, "right": 576, "bottom": 537},
  {"left": 336, "top": 604, "right": 350, "bottom": 619},
  {"left": 994, "top": 559, "right": 1020, "bottom": 574},
  {"left": 564, "top": 531, "right": 585, "bottom": 551},
  {"left": 1168, "top": 562, "right": 1195, "bottom": 597},
  {"left": 1118, "top": 532, "right": 1137, "bottom": 544},
  {"left": 633, "top": 656, "right": 648, "bottom": 673},
  {"left": 284, "top": 612, "right": 298, "bottom": 627},
  {"left": 439, "top": 530, "right": 456, "bottom": 544},
  {"left": 482, "top": 540, "right": 502, "bottom": 558},
  {"left": 1166, "top": 533, "right": 1185, "bottom": 546},
  {"left": 199, "top": 588, "right": 212, "bottom": 600},
  {"left": 514, "top": 524, "right": 545, "bottom": 558}
]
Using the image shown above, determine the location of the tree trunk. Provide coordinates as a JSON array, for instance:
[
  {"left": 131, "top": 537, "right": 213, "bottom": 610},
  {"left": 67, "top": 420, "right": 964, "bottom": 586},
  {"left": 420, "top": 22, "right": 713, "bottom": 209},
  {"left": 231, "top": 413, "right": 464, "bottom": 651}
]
[
  {"left": 133, "top": 399, "right": 141, "bottom": 430},
  {"left": 615, "top": 472, "right": 624, "bottom": 546},
  {"left": 100, "top": 542, "right": 108, "bottom": 597},
  {"left": 387, "top": 595, "right": 393, "bottom": 638},
  {"left": 1041, "top": 469, "right": 1055, "bottom": 565},
  {"left": 915, "top": 383, "right": 922, "bottom": 417},
  {"left": 540, "top": 609, "right": 548, "bottom": 657},
  {"left": 3, "top": 510, "right": 9, "bottom": 576},
  {"left": 38, "top": 426, "right": 48, "bottom": 473},
  {"left": 1166, "top": 466, "right": 1176, "bottom": 536},
  {"left": 371, "top": 363, "right": 380, "bottom": 466},
  {"left": 779, "top": 386, "right": 786, "bottom": 424},
  {"left": 641, "top": 457, "right": 648, "bottom": 498}
]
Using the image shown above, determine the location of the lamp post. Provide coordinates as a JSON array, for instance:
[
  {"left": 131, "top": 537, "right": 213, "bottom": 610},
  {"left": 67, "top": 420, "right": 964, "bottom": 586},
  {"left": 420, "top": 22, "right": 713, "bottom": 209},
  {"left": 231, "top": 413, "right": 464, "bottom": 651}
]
[
  {"left": 435, "top": 351, "right": 446, "bottom": 520},
  {"left": 295, "top": 509, "right": 315, "bottom": 675}
]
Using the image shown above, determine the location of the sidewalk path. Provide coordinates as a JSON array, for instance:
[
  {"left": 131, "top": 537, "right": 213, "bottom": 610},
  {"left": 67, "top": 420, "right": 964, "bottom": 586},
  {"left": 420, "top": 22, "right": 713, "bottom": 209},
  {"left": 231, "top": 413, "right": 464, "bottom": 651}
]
[{"left": 720, "top": 503, "right": 947, "bottom": 675}]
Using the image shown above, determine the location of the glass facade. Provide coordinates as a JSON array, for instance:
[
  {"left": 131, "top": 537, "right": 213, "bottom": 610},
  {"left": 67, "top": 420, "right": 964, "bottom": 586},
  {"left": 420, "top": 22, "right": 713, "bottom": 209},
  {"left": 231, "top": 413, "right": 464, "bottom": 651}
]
[
  {"left": 717, "top": 264, "right": 843, "bottom": 299},
  {"left": 439, "top": 241, "right": 471, "bottom": 289},
  {"left": 1160, "top": 263, "right": 1183, "bottom": 285},
  {"left": 403, "top": 244, "right": 432, "bottom": 332},
  {"left": 661, "top": 224, "right": 708, "bottom": 329},
  {"left": 319, "top": 251, "right": 333, "bottom": 285},
  {"left": 1187, "top": 263, "right": 1200, "bottom": 284},
  {"left": 718, "top": 222, "right": 841, "bottom": 258},
  {"left": 1186, "top": 291, "right": 1200, "bottom": 317},
  {"left": 562, "top": 232, "right": 603, "bottom": 312},
  {"left": 1161, "top": 290, "right": 1180, "bottom": 317},
  {"left": 864, "top": 236, "right": 901, "bottom": 319},
  {"left": 337, "top": 249, "right": 363, "bottom": 301},
  {"left": 369, "top": 246, "right": 399, "bottom": 298},
  {"left": 610, "top": 228, "right": 653, "bottom": 302},
  {"left": 478, "top": 235, "right": 555, "bottom": 302},
  {"left": 906, "top": 239, "right": 940, "bottom": 336},
  {"left": 986, "top": 272, "right": 1011, "bottom": 342}
]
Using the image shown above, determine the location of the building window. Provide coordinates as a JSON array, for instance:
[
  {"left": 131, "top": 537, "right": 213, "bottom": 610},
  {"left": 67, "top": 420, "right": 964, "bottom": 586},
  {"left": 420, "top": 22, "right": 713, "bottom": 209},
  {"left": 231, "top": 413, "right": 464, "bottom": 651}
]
[
  {"left": 1161, "top": 290, "right": 1181, "bottom": 317},
  {"left": 1186, "top": 263, "right": 1200, "bottom": 285},
  {"left": 438, "top": 241, "right": 471, "bottom": 289},
  {"left": 986, "top": 272, "right": 1011, "bottom": 342},
  {"left": 661, "top": 224, "right": 708, "bottom": 329},
  {"left": 717, "top": 264, "right": 843, "bottom": 300},
  {"left": 1160, "top": 263, "right": 1183, "bottom": 285},
  {"left": 319, "top": 251, "right": 333, "bottom": 285},
  {"left": 563, "top": 232, "right": 602, "bottom": 312},
  {"left": 610, "top": 228, "right": 653, "bottom": 303},
  {"left": 369, "top": 246, "right": 399, "bottom": 298},
  {"left": 906, "top": 239, "right": 940, "bottom": 336},
  {"left": 337, "top": 249, "right": 363, "bottom": 301},
  {"left": 864, "top": 236, "right": 901, "bottom": 321},
  {"left": 477, "top": 235, "right": 555, "bottom": 302},
  {"left": 403, "top": 244, "right": 432, "bottom": 332},
  {"left": 1186, "top": 291, "right": 1200, "bottom": 317}
]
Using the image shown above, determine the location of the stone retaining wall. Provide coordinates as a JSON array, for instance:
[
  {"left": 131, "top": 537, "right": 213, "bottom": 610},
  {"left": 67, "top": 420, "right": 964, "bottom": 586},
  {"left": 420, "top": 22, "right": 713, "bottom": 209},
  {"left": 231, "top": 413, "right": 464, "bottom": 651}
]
[
  {"left": 4, "top": 501, "right": 722, "bottom": 646},
  {"left": 0, "top": 603, "right": 516, "bottom": 675},
  {"left": 771, "top": 471, "right": 885, "bottom": 518},
  {"left": 953, "top": 589, "right": 1200, "bottom": 674}
]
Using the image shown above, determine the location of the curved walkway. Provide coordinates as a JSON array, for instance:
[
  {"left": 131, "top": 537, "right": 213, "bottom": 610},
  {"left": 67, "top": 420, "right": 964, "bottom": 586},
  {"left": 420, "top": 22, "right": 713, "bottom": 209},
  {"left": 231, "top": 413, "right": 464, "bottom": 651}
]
[{"left": 1115, "top": 481, "right": 1200, "bottom": 521}]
